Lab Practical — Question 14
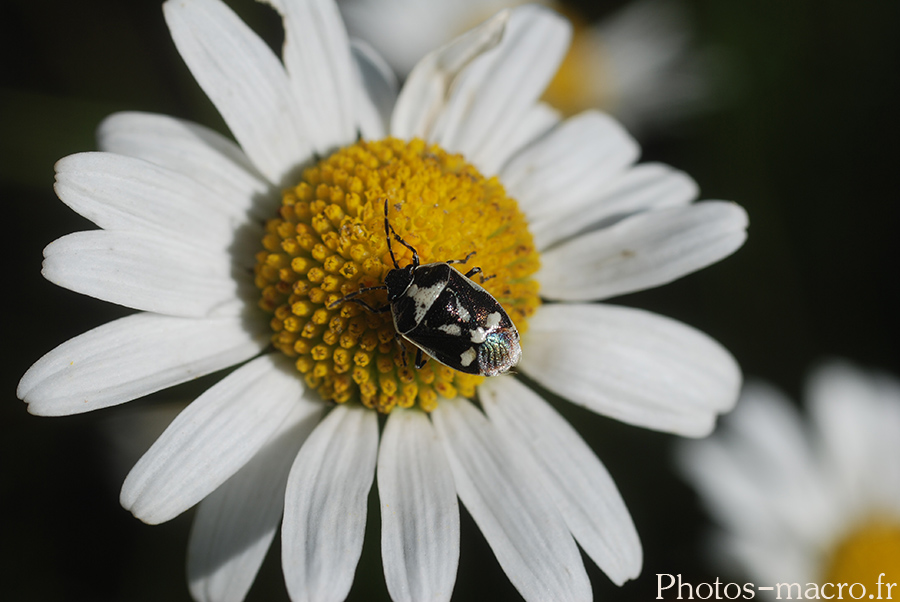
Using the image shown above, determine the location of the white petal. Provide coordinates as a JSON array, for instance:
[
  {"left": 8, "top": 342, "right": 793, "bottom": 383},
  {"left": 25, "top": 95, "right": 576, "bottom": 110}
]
[
  {"left": 502, "top": 111, "right": 639, "bottom": 221},
  {"left": 807, "top": 362, "right": 900, "bottom": 512},
  {"left": 725, "top": 384, "right": 822, "bottom": 494},
  {"left": 54, "top": 152, "right": 260, "bottom": 253},
  {"left": 340, "top": 0, "right": 464, "bottom": 77},
  {"left": 591, "top": 0, "right": 705, "bottom": 131},
  {"left": 711, "top": 530, "right": 817, "bottom": 586},
  {"left": 432, "top": 398, "right": 591, "bottom": 602},
  {"left": 521, "top": 304, "right": 741, "bottom": 436},
  {"left": 42, "top": 230, "right": 244, "bottom": 318},
  {"left": 96, "top": 111, "right": 272, "bottom": 220},
  {"left": 282, "top": 404, "right": 379, "bottom": 602},
  {"left": 262, "top": 0, "right": 362, "bottom": 152},
  {"left": 538, "top": 201, "right": 748, "bottom": 301},
  {"left": 808, "top": 362, "right": 883, "bottom": 485},
  {"left": 677, "top": 384, "right": 838, "bottom": 548},
  {"left": 17, "top": 312, "right": 267, "bottom": 416},
  {"left": 729, "top": 385, "right": 842, "bottom": 541},
  {"left": 391, "top": 10, "right": 508, "bottom": 141},
  {"left": 188, "top": 402, "right": 324, "bottom": 602},
  {"left": 120, "top": 354, "right": 309, "bottom": 524},
  {"left": 163, "top": 0, "right": 312, "bottom": 185},
  {"left": 490, "top": 102, "right": 561, "bottom": 173},
  {"left": 428, "top": 6, "right": 572, "bottom": 176},
  {"left": 533, "top": 162, "right": 698, "bottom": 251},
  {"left": 350, "top": 39, "right": 396, "bottom": 140},
  {"left": 678, "top": 438, "right": 780, "bottom": 543},
  {"left": 378, "top": 409, "right": 459, "bottom": 602},
  {"left": 480, "top": 377, "right": 641, "bottom": 585}
]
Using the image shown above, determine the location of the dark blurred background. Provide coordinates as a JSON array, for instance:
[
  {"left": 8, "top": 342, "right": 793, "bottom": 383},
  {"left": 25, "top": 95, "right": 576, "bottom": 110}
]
[{"left": 2, "top": 0, "right": 898, "bottom": 600}]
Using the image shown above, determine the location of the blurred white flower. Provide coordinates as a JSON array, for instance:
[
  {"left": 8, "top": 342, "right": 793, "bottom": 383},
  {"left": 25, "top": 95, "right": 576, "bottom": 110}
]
[
  {"left": 17, "top": 0, "right": 747, "bottom": 600},
  {"left": 679, "top": 362, "right": 900, "bottom": 596},
  {"left": 339, "top": 0, "right": 715, "bottom": 131}
]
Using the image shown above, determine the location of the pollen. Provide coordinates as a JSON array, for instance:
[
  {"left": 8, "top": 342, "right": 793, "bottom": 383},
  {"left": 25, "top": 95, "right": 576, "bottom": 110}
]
[
  {"left": 822, "top": 518, "right": 900, "bottom": 587},
  {"left": 255, "top": 137, "right": 540, "bottom": 413}
]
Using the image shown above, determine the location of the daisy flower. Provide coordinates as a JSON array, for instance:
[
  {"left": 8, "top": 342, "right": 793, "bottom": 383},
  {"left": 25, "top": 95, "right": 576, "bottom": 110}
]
[
  {"left": 338, "top": 0, "right": 713, "bottom": 130},
  {"left": 679, "top": 362, "right": 900, "bottom": 597},
  {"left": 17, "top": 0, "right": 747, "bottom": 600}
]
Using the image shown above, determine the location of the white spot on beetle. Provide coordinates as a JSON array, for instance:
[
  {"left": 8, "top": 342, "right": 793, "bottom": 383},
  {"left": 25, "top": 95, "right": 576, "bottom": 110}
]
[
  {"left": 410, "top": 282, "right": 445, "bottom": 322},
  {"left": 485, "top": 312, "right": 502, "bottom": 329},
  {"left": 438, "top": 324, "right": 462, "bottom": 336},
  {"left": 460, "top": 347, "right": 476, "bottom": 367},
  {"left": 455, "top": 298, "right": 470, "bottom": 322},
  {"left": 470, "top": 327, "right": 486, "bottom": 343}
]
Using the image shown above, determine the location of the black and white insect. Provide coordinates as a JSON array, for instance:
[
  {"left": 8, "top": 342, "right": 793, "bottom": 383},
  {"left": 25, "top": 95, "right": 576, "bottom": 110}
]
[{"left": 328, "top": 199, "right": 521, "bottom": 377}]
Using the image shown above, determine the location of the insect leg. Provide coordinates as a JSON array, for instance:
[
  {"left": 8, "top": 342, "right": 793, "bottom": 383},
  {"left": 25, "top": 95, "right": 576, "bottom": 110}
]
[
  {"left": 446, "top": 251, "right": 493, "bottom": 281},
  {"left": 344, "top": 298, "right": 391, "bottom": 313},
  {"left": 394, "top": 334, "right": 409, "bottom": 368},
  {"left": 461, "top": 266, "right": 496, "bottom": 284},
  {"left": 414, "top": 348, "right": 427, "bottom": 369},
  {"left": 446, "top": 251, "right": 476, "bottom": 265}
]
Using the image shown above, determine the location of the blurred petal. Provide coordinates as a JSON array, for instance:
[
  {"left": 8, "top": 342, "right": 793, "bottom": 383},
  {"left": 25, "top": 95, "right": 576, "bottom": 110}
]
[
  {"left": 521, "top": 304, "right": 741, "bottom": 437},
  {"left": 592, "top": 0, "right": 707, "bottom": 131},
  {"left": 282, "top": 404, "right": 379, "bottom": 602},
  {"left": 163, "top": 0, "right": 312, "bottom": 184},
  {"left": 432, "top": 398, "right": 592, "bottom": 602},
  {"left": 681, "top": 364, "right": 900, "bottom": 586},
  {"left": 538, "top": 201, "right": 748, "bottom": 301},
  {"left": 685, "top": 383, "right": 842, "bottom": 548},
  {"left": 378, "top": 409, "right": 459, "bottom": 602},
  {"left": 120, "top": 354, "right": 307, "bottom": 524},
  {"left": 340, "top": 0, "right": 465, "bottom": 76},
  {"left": 712, "top": 530, "right": 818, "bottom": 587},
  {"left": 480, "top": 377, "right": 642, "bottom": 585},
  {"left": 18, "top": 312, "right": 266, "bottom": 416},
  {"left": 188, "top": 402, "right": 324, "bottom": 602},
  {"left": 807, "top": 363, "right": 900, "bottom": 511},
  {"left": 677, "top": 383, "right": 837, "bottom": 546}
]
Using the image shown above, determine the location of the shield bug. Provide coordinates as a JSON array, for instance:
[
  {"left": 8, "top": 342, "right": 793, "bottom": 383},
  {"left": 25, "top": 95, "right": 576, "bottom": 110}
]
[{"left": 328, "top": 199, "right": 521, "bottom": 376}]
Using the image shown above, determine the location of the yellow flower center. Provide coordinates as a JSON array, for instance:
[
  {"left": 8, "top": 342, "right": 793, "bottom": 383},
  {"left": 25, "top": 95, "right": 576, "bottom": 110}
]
[
  {"left": 822, "top": 519, "right": 900, "bottom": 589},
  {"left": 254, "top": 137, "right": 540, "bottom": 413}
]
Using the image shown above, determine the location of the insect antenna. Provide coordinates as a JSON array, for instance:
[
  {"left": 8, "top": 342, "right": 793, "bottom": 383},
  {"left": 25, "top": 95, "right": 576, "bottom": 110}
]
[
  {"left": 327, "top": 284, "right": 390, "bottom": 312},
  {"left": 383, "top": 198, "right": 420, "bottom": 269}
]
